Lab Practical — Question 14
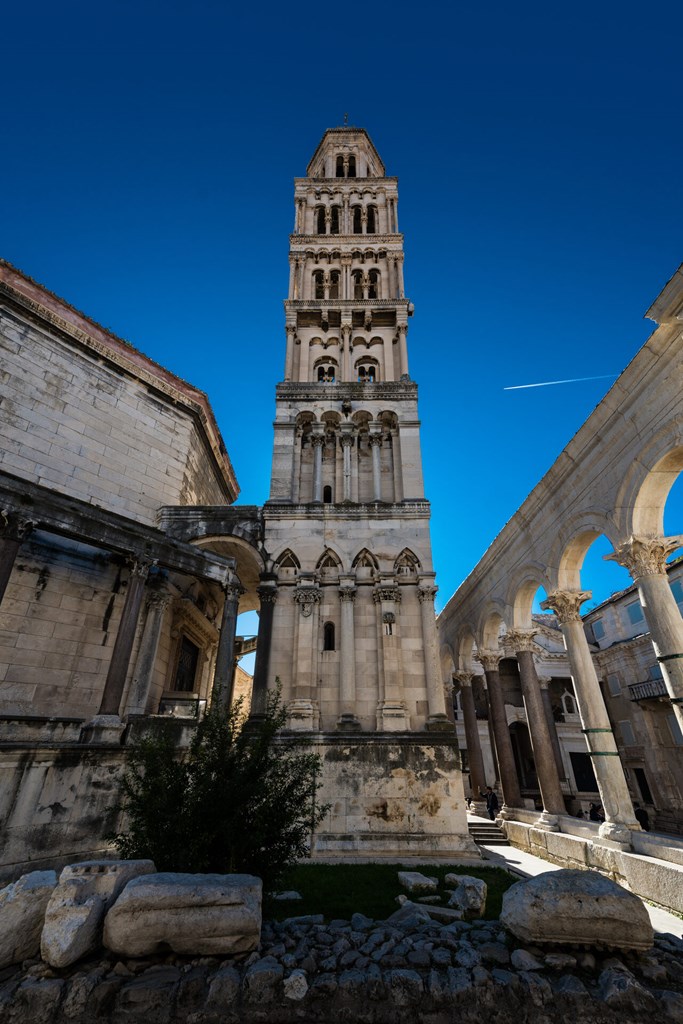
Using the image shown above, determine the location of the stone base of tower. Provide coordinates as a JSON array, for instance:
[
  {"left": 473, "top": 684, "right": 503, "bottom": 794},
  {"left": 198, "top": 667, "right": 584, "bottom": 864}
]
[{"left": 304, "top": 734, "right": 481, "bottom": 860}]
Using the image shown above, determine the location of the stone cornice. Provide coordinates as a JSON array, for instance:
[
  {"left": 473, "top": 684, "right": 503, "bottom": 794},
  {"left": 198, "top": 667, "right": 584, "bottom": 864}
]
[
  {"left": 294, "top": 177, "right": 399, "bottom": 186},
  {"left": 290, "top": 234, "right": 403, "bottom": 246},
  {"left": 0, "top": 261, "right": 239, "bottom": 504},
  {"left": 275, "top": 381, "right": 417, "bottom": 400},
  {"left": 285, "top": 299, "right": 411, "bottom": 310},
  {"left": 263, "top": 500, "right": 431, "bottom": 520}
]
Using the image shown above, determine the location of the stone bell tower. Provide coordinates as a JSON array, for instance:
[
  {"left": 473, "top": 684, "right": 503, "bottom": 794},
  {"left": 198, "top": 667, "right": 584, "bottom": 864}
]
[{"left": 263, "top": 127, "right": 476, "bottom": 858}]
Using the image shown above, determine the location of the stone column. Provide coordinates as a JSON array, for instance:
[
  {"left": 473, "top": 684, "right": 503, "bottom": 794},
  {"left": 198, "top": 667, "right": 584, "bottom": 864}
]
[
  {"left": 127, "top": 584, "right": 172, "bottom": 715},
  {"left": 397, "top": 323, "right": 409, "bottom": 377},
  {"left": 248, "top": 574, "right": 278, "bottom": 719},
  {"left": 455, "top": 671, "right": 488, "bottom": 814},
  {"left": 374, "top": 583, "right": 409, "bottom": 730},
  {"left": 369, "top": 433, "right": 382, "bottom": 500},
  {"left": 0, "top": 513, "right": 34, "bottom": 606},
  {"left": 608, "top": 535, "right": 683, "bottom": 731},
  {"left": 98, "top": 560, "right": 151, "bottom": 717},
  {"left": 397, "top": 255, "right": 405, "bottom": 298},
  {"left": 211, "top": 576, "right": 243, "bottom": 712},
  {"left": 284, "top": 324, "right": 295, "bottom": 381},
  {"left": 311, "top": 433, "right": 325, "bottom": 502},
  {"left": 538, "top": 675, "right": 565, "bottom": 778},
  {"left": 289, "top": 582, "right": 321, "bottom": 730},
  {"left": 339, "top": 430, "right": 354, "bottom": 502},
  {"left": 383, "top": 333, "right": 395, "bottom": 381},
  {"left": 338, "top": 579, "right": 360, "bottom": 730},
  {"left": 291, "top": 427, "right": 302, "bottom": 502},
  {"left": 504, "top": 630, "right": 565, "bottom": 827},
  {"left": 476, "top": 650, "right": 522, "bottom": 813},
  {"left": 418, "top": 583, "right": 453, "bottom": 731},
  {"left": 541, "top": 590, "right": 639, "bottom": 844},
  {"left": 341, "top": 323, "right": 352, "bottom": 380}
]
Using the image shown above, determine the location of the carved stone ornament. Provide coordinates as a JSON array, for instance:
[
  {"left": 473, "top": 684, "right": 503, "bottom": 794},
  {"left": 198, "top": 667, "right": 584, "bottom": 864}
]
[
  {"left": 475, "top": 649, "right": 502, "bottom": 672},
  {"left": 382, "top": 611, "right": 395, "bottom": 624},
  {"left": 295, "top": 587, "right": 321, "bottom": 617},
  {"left": 503, "top": 628, "right": 537, "bottom": 653},
  {"left": 417, "top": 586, "right": 437, "bottom": 604},
  {"left": 541, "top": 590, "right": 591, "bottom": 624},
  {"left": 454, "top": 671, "right": 473, "bottom": 687},
  {"left": 607, "top": 535, "right": 683, "bottom": 580},
  {"left": 127, "top": 558, "right": 157, "bottom": 580},
  {"left": 146, "top": 589, "right": 172, "bottom": 612},
  {"left": 0, "top": 510, "right": 35, "bottom": 542},
  {"left": 373, "top": 586, "right": 401, "bottom": 605},
  {"left": 339, "top": 587, "right": 357, "bottom": 603},
  {"left": 339, "top": 433, "right": 355, "bottom": 448},
  {"left": 368, "top": 434, "right": 382, "bottom": 448},
  {"left": 311, "top": 434, "right": 326, "bottom": 448},
  {"left": 257, "top": 585, "right": 278, "bottom": 605},
  {"left": 223, "top": 579, "right": 244, "bottom": 604}
]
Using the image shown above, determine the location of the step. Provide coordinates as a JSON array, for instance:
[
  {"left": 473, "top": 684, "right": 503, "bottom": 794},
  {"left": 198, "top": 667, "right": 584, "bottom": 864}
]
[{"left": 468, "top": 822, "right": 510, "bottom": 846}]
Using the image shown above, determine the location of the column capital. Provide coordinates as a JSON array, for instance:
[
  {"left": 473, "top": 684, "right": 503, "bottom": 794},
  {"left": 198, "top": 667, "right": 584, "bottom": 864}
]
[
  {"left": 257, "top": 583, "right": 278, "bottom": 604},
  {"left": 368, "top": 434, "right": 383, "bottom": 448},
  {"left": 606, "top": 534, "right": 683, "bottom": 579},
  {"left": 0, "top": 510, "right": 35, "bottom": 542},
  {"left": 541, "top": 589, "right": 592, "bottom": 624},
  {"left": 454, "top": 671, "right": 473, "bottom": 687},
  {"left": 338, "top": 586, "right": 357, "bottom": 602},
  {"left": 417, "top": 585, "right": 438, "bottom": 604},
  {"left": 537, "top": 675, "right": 552, "bottom": 689},
  {"left": 503, "top": 628, "right": 537, "bottom": 652},
  {"left": 339, "top": 433, "right": 355, "bottom": 449},
  {"left": 311, "top": 433, "right": 326, "bottom": 448},
  {"left": 476, "top": 649, "right": 502, "bottom": 672},
  {"left": 222, "top": 577, "right": 244, "bottom": 603},
  {"left": 146, "top": 588, "right": 172, "bottom": 612},
  {"left": 295, "top": 585, "right": 320, "bottom": 617},
  {"left": 127, "top": 558, "right": 156, "bottom": 581},
  {"left": 373, "top": 584, "right": 401, "bottom": 605}
]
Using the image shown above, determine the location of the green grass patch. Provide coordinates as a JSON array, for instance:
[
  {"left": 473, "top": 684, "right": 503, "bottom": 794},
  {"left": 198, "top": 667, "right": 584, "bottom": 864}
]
[{"left": 266, "top": 863, "right": 514, "bottom": 923}]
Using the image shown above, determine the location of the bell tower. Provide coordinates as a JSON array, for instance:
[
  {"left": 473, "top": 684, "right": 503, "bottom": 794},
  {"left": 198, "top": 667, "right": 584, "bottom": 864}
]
[{"left": 263, "top": 126, "right": 476, "bottom": 858}]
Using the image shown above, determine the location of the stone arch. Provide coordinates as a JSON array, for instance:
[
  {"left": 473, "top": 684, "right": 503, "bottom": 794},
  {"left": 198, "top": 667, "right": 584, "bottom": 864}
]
[
  {"left": 352, "top": 548, "right": 379, "bottom": 576},
  {"left": 507, "top": 565, "right": 551, "bottom": 629},
  {"left": 455, "top": 626, "right": 477, "bottom": 673},
  {"left": 394, "top": 548, "right": 421, "bottom": 577},
  {"left": 630, "top": 445, "right": 683, "bottom": 538},
  {"left": 478, "top": 605, "right": 507, "bottom": 651},
  {"left": 317, "top": 547, "right": 343, "bottom": 578},
  {"left": 192, "top": 534, "right": 265, "bottom": 614},
  {"left": 547, "top": 509, "right": 620, "bottom": 591}
]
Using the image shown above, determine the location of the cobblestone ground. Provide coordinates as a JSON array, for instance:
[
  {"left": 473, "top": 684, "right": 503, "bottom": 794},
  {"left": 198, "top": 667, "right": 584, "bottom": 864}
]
[{"left": 1, "top": 909, "right": 682, "bottom": 1023}]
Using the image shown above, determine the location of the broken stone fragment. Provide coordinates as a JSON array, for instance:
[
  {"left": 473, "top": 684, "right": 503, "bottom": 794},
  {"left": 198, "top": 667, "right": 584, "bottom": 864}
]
[
  {"left": 103, "top": 872, "right": 262, "bottom": 956},
  {"left": 500, "top": 869, "right": 654, "bottom": 951},
  {"left": 0, "top": 870, "right": 57, "bottom": 968},
  {"left": 446, "top": 875, "right": 487, "bottom": 918},
  {"left": 397, "top": 872, "right": 438, "bottom": 894}
]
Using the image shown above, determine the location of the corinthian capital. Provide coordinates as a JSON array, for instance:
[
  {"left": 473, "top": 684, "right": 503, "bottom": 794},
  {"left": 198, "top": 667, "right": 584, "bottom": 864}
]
[
  {"left": 454, "top": 671, "right": 473, "bottom": 687},
  {"left": 541, "top": 590, "right": 591, "bottom": 624},
  {"left": 503, "top": 628, "right": 537, "bottom": 653},
  {"left": 0, "top": 510, "right": 35, "bottom": 542},
  {"left": 476, "top": 649, "right": 502, "bottom": 672},
  {"left": 606, "top": 535, "right": 683, "bottom": 580}
]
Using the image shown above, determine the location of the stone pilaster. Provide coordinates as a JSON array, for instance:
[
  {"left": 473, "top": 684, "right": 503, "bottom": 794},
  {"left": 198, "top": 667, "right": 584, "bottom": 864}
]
[
  {"left": 418, "top": 582, "right": 453, "bottom": 731},
  {"left": 339, "top": 429, "right": 354, "bottom": 502},
  {"left": 608, "top": 535, "right": 683, "bottom": 732},
  {"left": 338, "top": 581, "right": 360, "bottom": 731},
  {"left": 249, "top": 575, "right": 278, "bottom": 718},
  {"left": 504, "top": 629, "right": 565, "bottom": 828},
  {"left": 127, "top": 584, "right": 172, "bottom": 715},
  {"left": 97, "top": 559, "right": 153, "bottom": 721},
  {"left": 374, "top": 583, "right": 409, "bottom": 730},
  {"left": 311, "top": 433, "right": 325, "bottom": 502},
  {"left": 475, "top": 650, "right": 522, "bottom": 812},
  {"left": 541, "top": 589, "right": 639, "bottom": 845},
  {"left": 289, "top": 582, "right": 321, "bottom": 730},
  {"left": 369, "top": 433, "right": 383, "bottom": 500}
]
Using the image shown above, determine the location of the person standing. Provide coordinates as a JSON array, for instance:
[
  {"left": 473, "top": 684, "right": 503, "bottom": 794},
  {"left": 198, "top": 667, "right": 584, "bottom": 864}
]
[{"left": 484, "top": 786, "right": 499, "bottom": 821}]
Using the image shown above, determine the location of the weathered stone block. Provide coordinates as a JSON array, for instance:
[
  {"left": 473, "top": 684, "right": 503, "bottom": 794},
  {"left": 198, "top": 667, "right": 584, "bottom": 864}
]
[
  {"left": 103, "top": 872, "right": 262, "bottom": 956},
  {"left": 397, "top": 871, "right": 438, "bottom": 894},
  {"left": 500, "top": 869, "right": 654, "bottom": 950},
  {"left": 446, "top": 874, "right": 487, "bottom": 917},
  {"left": 41, "top": 859, "right": 155, "bottom": 968},
  {"left": 0, "top": 870, "right": 57, "bottom": 968}
]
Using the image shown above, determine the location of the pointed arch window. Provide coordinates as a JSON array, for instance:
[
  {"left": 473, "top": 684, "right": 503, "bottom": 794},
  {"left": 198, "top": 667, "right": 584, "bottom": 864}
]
[{"left": 323, "top": 621, "right": 336, "bottom": 651}]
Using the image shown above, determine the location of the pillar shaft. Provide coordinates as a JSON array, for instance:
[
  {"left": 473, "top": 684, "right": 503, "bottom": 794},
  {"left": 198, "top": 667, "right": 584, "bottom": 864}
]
[
  {"left": 456, "top": 672, "right": 487, "bottom": 806},
  {"left": 212, "top": 578, "right": 242, "bottom": 712},
  {"left": 0, "top": 515, "right": 33, "bottom": 606},
  {"left": 98, "top": 561, "right": 150, "bottom": 716},
  {"left": 128, "top": 586, "right": 171, "bottom": 714},
  {"left": 419, "top": 583, "right": 452, "bottom": 729},
  {"left": 506, "top": 632, "right": 566, "bottom": 820},
  {"left": 477, "top": 651, "right": 522, "bottom": 809},
  {"left": 338, "top": 583, "right": 359, "bottom": 727},
  {"left": 542, "top": 590, "right": 638, "bottom": 842},
  {"left": 370, "top": 435, "right": 382, "bottom": 500},
  {"left": 250, "top": 576, "right": 278, "bottom": 717},
  {"left": 340, "top": 434, "right": 353, "bottom": 501},
  {"left": 312, "top": 435, "right": 324, "bottom": 502},
  {"left": 539, "top": 676, "right": 565, "bottom": 778}
]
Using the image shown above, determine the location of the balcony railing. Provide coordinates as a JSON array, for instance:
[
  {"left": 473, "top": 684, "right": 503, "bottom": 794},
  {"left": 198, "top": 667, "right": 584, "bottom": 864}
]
[{"left": 628, "top": 678, "right": 668, "bottom": 702}]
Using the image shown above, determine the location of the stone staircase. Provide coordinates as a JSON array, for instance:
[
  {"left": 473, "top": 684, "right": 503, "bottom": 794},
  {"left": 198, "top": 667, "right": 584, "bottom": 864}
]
[{"left": 468, "top": 820, "right": 510, "bottom": 846}]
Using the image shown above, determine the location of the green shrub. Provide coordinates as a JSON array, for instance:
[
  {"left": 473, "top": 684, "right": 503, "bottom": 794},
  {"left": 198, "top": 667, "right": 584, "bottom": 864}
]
[{"left": 110, "top": 684, "right": 328, "bottom": 890}]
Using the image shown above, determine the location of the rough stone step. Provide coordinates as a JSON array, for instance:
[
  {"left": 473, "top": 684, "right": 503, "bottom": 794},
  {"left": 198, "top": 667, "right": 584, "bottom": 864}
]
[{"left": 468, "top": 822, "right": 510, "bottom": 846}]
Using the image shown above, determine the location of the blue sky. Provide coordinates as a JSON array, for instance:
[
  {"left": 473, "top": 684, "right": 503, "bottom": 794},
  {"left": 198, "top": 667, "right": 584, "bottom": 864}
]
[{"left": 2, "top": 0, "right": 682, "bottom": 617}]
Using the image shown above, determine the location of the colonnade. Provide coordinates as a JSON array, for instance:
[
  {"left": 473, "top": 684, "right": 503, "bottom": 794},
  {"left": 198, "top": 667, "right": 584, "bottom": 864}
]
[
  {"left": 292, "top": 420, "right": 401, "bottom": 504},
  {"left": 294, "top": 192, "right": 397, "bottom": 236},
  {"left": 288, "top": 251, "right": 405, "bottom": 302}
]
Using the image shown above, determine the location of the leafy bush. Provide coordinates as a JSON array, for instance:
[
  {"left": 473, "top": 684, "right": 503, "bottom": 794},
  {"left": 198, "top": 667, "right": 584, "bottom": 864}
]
[{"left": 110, "top": 684, "right": 328, "bottom": 890}]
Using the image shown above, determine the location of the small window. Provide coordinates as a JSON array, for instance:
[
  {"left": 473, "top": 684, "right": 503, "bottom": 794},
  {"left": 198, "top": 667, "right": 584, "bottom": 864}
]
[
  {"left": 366, "top": 206, "right": 377, "bottom": 233},
  {"left": 330, "top": 206, "right": 340, "bottom": 235},
  {"left": 316, "top": 207, "right": 326, "bottom": 234},
  {"left": 323, "top": 621, "right": 335, "bottom": 651},
  {"left": 368, "top": 269, "right": 380, "bottom": 299},
  {"left": 329, "top": 270, "right": 340, "bottom": 300},
  {"left": 352, "top": 207, "right": 362, "bottom": 233},
  {"left": 671, "top": 579, "right": 683, "bottom": 604},
  {"left": 174, "top": 635, "right": 199, "bottom": 692},
  {"left": 336, "top": 155, "right": 344, "bottom": 177},
  {"left": 323, "top": 485, "right": 332, "bottom": 503},
  {"left": 607, "top": 673, "right": 621, "bottom": 697},
  {"left": 352, "top": 270, "right": 363, "bottom": 299},
  {"left": 347, "top": 155, "right": 356, "bottom": 176},
  {"left": 314, "top": 270, "right": 324, "bottom": 299},
  {"left": 626, "top": 601, "right": 644, "bottom": 626},
  {"left": 619, "top": 720, "right": 636, "bottom": 747},
  {"left": 592, "top": 618, "right": 605, "bottom": 640},
  {"left": 648, "top": 663, "right": 663, "bottom": 680}
]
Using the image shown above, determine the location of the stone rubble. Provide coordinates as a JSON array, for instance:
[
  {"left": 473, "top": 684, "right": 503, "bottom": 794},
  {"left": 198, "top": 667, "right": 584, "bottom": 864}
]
[{"left": 1, "top": 910, "right": 682, "bottom": 1022}]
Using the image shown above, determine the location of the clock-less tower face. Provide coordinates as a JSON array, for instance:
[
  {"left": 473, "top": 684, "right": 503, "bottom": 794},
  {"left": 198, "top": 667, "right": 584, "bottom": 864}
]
[{"left": 260, "top": 126, "right": 475, "bottom": 860}]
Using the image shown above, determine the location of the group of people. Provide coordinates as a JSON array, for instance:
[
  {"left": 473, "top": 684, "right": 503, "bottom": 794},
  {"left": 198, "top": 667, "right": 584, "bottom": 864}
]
[{"left": 467, "top": 791, "right": 652, "bottom": 831}]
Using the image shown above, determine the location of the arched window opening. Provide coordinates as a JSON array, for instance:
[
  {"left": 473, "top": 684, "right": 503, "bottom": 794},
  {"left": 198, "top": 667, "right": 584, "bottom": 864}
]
[
  {"left": 348, "top": 155, "right": 356, "bottom": 176},
  {"left": 313, "top": 270, "right": 324, "bottom": 299},
  {"left": 352, "top": 270, "right": 364, "bottom": 300},
  {"left": 317, "top": 363, "right": 336, "bottom": 382},
  {"left": 315, "top": 207, "right": 326, "bottom": 234},
  {"left": 323, "top": 621, "right": 336, "bottom": 651},
  {"left": 368, "top": 270, "right": 380, "bottom": 299},
  {"left": 357, "top": 362, "right": 377, "bottom": 383},
  {"left": 336, "top": 155, "right": 344, "bottom": 177},
  {"left": 323, "top": 485, "right": 332, "bottom": 503},
  {"left": 330, "top": 206, "right": 340, "bottom": 235},
  {"left": 352, "top": 207, "right": 362, "bottom": 234},
  {"left": 367, "top": 206, "right": 377, "bottom": 233},
  {"left": 329, "top": 270, "right": 340, "bottom": 300}
]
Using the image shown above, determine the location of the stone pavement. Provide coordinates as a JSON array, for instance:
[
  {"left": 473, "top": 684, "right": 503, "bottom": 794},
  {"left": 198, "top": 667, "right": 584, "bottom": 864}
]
[{"left": 467, "top": 813, "right": 683, "bottom": 939}]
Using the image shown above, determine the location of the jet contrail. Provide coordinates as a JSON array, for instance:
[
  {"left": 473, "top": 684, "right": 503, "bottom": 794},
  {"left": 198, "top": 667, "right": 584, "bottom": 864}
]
[{"left": 504, "top": 373, "right": 617, "bottom": 391}]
